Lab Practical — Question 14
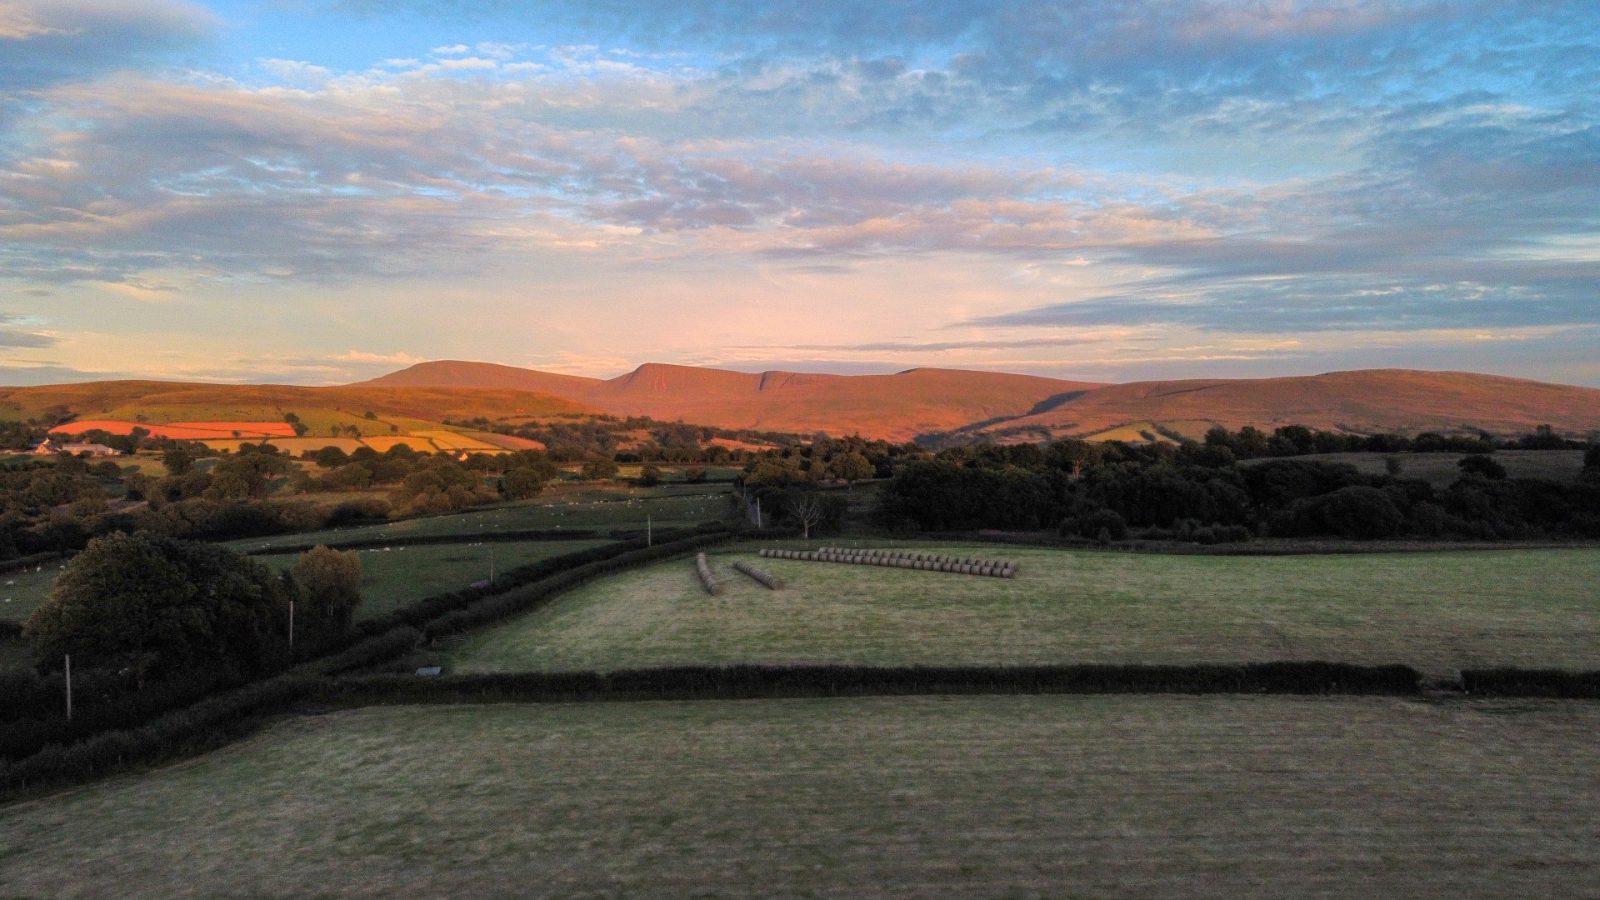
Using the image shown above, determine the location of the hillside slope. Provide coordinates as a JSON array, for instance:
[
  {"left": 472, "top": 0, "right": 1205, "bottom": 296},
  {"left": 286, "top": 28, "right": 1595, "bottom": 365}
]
[
  {"left": 364, "top": 361, "right": 1102, "bottom": 441},
  {"left": 966, "top": 370, "right": 1600, "bottom": 441}
]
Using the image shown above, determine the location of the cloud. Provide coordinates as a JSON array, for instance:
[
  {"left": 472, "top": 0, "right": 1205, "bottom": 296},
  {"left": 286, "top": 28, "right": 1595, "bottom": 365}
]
[
  {"left": 0, "top": 0, "right": 217, "bottom": 90},
  {"left": 0, "top": 312, "right": 53, "bottom": 348}
]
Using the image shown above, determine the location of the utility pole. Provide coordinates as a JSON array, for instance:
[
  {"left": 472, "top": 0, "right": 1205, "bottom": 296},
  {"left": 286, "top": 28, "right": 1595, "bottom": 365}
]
[
  {"left": 288, "top": 600, "right": 295, "bottom": 650},
  {"left": 647, "top": 515, "right": 652, "bottom": 547},
  {"left": 64, "top": 653, "right": 72, "bottom": 721},
  {"left": 756, "top": 497, "right": 763, "bottom": 529},
  {"left": 489, "top": 545, "right": 496, "bottom": 583}
]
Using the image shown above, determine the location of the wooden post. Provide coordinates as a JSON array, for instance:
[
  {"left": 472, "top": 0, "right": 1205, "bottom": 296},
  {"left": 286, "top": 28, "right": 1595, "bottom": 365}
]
[
  {"left": 288, "top": 600, "right": 295, "bottom": 650},
  {"left": 756, "top": 497, "right": 763, "bottom": 529},
  {"left": 647, "top": 515, "right": 653, "bottom": 547},
  {"left": 64, "top": 653, "right": 72, "bottom": 721},
  {"left": 489, "top": 545, "right": 496, "bottom": 583}
]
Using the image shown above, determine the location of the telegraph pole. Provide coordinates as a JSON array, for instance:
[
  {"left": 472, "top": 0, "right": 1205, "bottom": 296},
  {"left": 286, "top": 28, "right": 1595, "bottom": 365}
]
[
  {"left": 288, "top": 600, "right": 295, "bottom": 650},
  {"left": 64, "top": 653, "right": 72, "bottom": 721}
]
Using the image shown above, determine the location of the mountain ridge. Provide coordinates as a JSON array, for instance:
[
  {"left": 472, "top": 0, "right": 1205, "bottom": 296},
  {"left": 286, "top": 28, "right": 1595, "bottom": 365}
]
[{"left": 6, "top": 361, "right": 1599, "bottom": 444}]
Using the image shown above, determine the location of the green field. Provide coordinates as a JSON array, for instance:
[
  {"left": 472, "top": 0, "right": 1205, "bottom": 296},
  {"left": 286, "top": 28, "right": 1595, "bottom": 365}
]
[
  {"left": 0, "top": 559, "right": 73, "bottom": 623},
  {"left": 261, "top": 538, "right": 613, "bottom": 621},
  {"left": 226, "top": 483, "right": 734, "bottom": 552},
  {"left": 445, "top": 543, "right": 1600, "bottom": 676},
  {"left": 3, "top": 697, "right": 1598, "bottom": 897},
  {"left": 1247, "top": 449, "right": 1587, "bottom": 486}
]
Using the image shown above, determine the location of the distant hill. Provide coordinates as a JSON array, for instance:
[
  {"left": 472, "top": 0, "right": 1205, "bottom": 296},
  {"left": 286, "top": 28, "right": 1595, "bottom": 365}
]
[
  {"left": 6, "top": 363, "right": 1598, "bottom": 448},
  {"left": 959, "top": 369, "right": 1600, "bottom": 442},
  {"left": 362, "top": 361, "right": 1102, "bottom": 442}
]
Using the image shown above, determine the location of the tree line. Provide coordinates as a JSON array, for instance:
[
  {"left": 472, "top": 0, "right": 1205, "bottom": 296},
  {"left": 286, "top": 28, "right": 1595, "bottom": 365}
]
[{"left": 877, "top": 427, "right": 1600, "bottom": 542}]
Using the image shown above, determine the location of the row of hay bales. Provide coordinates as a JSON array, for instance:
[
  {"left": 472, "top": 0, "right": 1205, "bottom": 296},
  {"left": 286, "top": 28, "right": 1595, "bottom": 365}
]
[
  {"left": 696, "top": 554, "right": 786, "bottom": 594},
  {"left": 760, "top": 546, "right": 1017, "bottom": 578},
  {"left": 731, "top": 560, "right": 783, "bottom": 590},
  {"left": 695, "top": 552, "right": 721, "bottom": 595}
]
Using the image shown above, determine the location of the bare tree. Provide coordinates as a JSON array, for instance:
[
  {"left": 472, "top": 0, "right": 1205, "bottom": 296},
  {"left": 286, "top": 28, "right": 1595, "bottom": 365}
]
[{"left": 792, "top": 493, "right": 824, "bottom": 540}]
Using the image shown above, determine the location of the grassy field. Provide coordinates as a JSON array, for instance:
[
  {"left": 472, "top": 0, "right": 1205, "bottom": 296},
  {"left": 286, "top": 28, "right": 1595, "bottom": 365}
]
[
  {"left": 260, "top": 538, "right": 613, "bottom": 622},
  {"left": 0, "top": 558, "right": 72, "bottom": 623},
  {"left": 1246, "top": 449, "right": 1587, "bottom": 486},
  {"left": 3, "top": 696, "right": 1598, "bottom": 897},
  {"left": 445, "top": 542, "right": 1600, "bottom": 676},
  {"left": 227, "top": 484, "right": 734, "bottom": 551}
]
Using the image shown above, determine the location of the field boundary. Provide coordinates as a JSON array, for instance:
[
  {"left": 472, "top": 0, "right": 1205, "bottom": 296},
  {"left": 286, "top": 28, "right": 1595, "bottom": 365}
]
[
  {"left": 321, "top": 661, "right": 1426, "bottom": 704},
  {"left": 243, "top": 528, "right": 603, "bottom": 555}
]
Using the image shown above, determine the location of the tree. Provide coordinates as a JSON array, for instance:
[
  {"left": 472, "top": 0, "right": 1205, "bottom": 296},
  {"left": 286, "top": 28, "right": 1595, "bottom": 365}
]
[
  {"left": 581, "top": 456, "right": 619, "bottom": 481},
  {"left": 283, "top": 412, "right": 309, "bottom": 437},
  {"left": 638, "top": 464, "right": 662, "bottom": 487},
  {"left": 502, "top": 466, "right": 548, "bottom": 500},
  {"left": 162, "top": 446, "right": 196, "bottom": 476},
  {"left": 829, "top": 451, "right": 874, "bottom": 486},
  {"left": 25, "top": 533, "right": 289, "bottom": 686},
  {"left": 288, "top": 545, "right": 361, "bottom": 648},
  {"left": 1458, "top": 454, "right": 1507, "bottom": 481},
  {"left": 791, "top": 492, "right": 825, "bottom": 539}
]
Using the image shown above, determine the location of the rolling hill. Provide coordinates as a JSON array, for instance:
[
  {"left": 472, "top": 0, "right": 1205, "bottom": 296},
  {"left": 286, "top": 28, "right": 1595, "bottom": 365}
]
[
  {"left": 960, "top": 369, "right": 1600, "bottom": 442},
  {"left": 4, "top": 362, "right": 1598, "bottom": 447},
  {"left": 361, "top": 361, "right": 1101, "bottom": 441}
]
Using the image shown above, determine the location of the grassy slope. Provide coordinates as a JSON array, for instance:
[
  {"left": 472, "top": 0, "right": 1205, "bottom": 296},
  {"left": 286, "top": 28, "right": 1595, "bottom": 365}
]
[
  {"left": 445, "top": 543, "right": 1600, "bottom": 676},
  {"left": 3, "top": 697, "right": 1598, "bottom": 897}
]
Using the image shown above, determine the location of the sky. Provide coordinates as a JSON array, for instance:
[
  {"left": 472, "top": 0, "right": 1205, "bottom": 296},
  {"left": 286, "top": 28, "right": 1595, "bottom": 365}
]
[{"left": 0, "top": 0, "right": 1597, "bottom": 387}]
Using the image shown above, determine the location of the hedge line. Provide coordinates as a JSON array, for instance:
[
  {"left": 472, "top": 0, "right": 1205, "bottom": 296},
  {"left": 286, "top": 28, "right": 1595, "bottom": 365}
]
[
  {"left": 319, "top": 661, "right": 1426, "bottom": 705},
  {"left": 1461, "top": 668, "right": 1600, "bottom": 698},
  {"left": 245, "top": 528, "right": 602, "bottom": 556},
  {"left": 418, "top": 531, "right": 735, "bottom": 641},
  {"left": 0, "top": 551, "right": 66, "bottom": 576},
  {"left": 0, "top": 674, "right": 317, "bottom": 798},
  {"left": 0, "top": 531, "right": 733, "bottom": 795}
]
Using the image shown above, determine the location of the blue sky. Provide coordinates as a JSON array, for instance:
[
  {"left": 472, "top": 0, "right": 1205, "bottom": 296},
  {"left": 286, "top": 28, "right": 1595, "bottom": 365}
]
[{"left": 1, "top": 0, "right": 1596, "bottom": 386}]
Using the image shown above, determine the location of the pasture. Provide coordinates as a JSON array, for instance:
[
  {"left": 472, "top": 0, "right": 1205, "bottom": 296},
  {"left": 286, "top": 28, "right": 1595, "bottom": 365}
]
[
  {"left": 259, "top": 538, "right": 612, "bottom": 621},
  {"left": 445, "top": 542, "right": 1600, "bottom": 676},
  {"left": 226, "top": 484, "right": 734, "bottom": 551},
  {"left": 1246, "top": 449, "right": 1588, "bottom": 486},
  {"left": 3, "top": 696, "right": 1598, "bottom": 897}
]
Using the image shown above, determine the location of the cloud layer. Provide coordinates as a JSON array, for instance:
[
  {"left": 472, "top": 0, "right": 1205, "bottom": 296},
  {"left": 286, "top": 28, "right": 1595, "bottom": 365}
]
[{"left": 0, "top": 0, "right": 1596, "bottom": 385}]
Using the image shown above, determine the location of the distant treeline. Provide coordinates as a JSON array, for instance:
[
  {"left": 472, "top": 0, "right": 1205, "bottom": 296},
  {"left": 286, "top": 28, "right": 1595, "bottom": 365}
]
[
  {"left": 878, "top": 426, "right": 1600, "bottom": 541},
  {"left": 446, "top": 414, "right": 810, "bottom": 461}
]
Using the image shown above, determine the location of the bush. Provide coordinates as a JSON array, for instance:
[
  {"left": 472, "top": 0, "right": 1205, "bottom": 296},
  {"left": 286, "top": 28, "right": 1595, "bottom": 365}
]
[{"left": 1061, "top": 508, "right": 1127, "bottom": 541}]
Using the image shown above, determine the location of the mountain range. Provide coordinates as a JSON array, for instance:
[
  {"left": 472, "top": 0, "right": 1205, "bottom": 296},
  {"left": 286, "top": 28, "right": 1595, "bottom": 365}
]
[{"left": 6, "top": 361, "right": 1599, "bottom": 446}]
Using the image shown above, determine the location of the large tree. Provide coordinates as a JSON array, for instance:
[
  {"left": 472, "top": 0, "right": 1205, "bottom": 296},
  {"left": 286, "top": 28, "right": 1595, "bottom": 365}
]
[
  {"left": 25, "top": 532, "right": 290, "bottom": 685},
  {"left": 288, "top": 545, "right": 362, "bottom": 650}
]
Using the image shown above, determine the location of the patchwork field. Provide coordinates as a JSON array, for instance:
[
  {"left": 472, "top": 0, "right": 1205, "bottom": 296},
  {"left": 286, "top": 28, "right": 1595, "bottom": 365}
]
[
  {"left": 3, "top": 697, "right": 1598, "bottom": 898},
  {"left": 445, "top": 543, "right": 1600, "bottom": 676}
]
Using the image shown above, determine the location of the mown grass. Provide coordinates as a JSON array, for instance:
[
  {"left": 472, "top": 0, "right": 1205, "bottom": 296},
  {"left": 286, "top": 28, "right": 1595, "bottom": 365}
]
[
  {"left": 258, "top": 538, "right": 613, "bottom": 622},
  {"left": 3, "top": 697, "right": 1598, "bottom": 897},
  {"left": 227, "top": 483, "right": 735, "bottom": 551},
  {"left": 445, "top": 542, "right": 1600, "bottom": 676}
]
